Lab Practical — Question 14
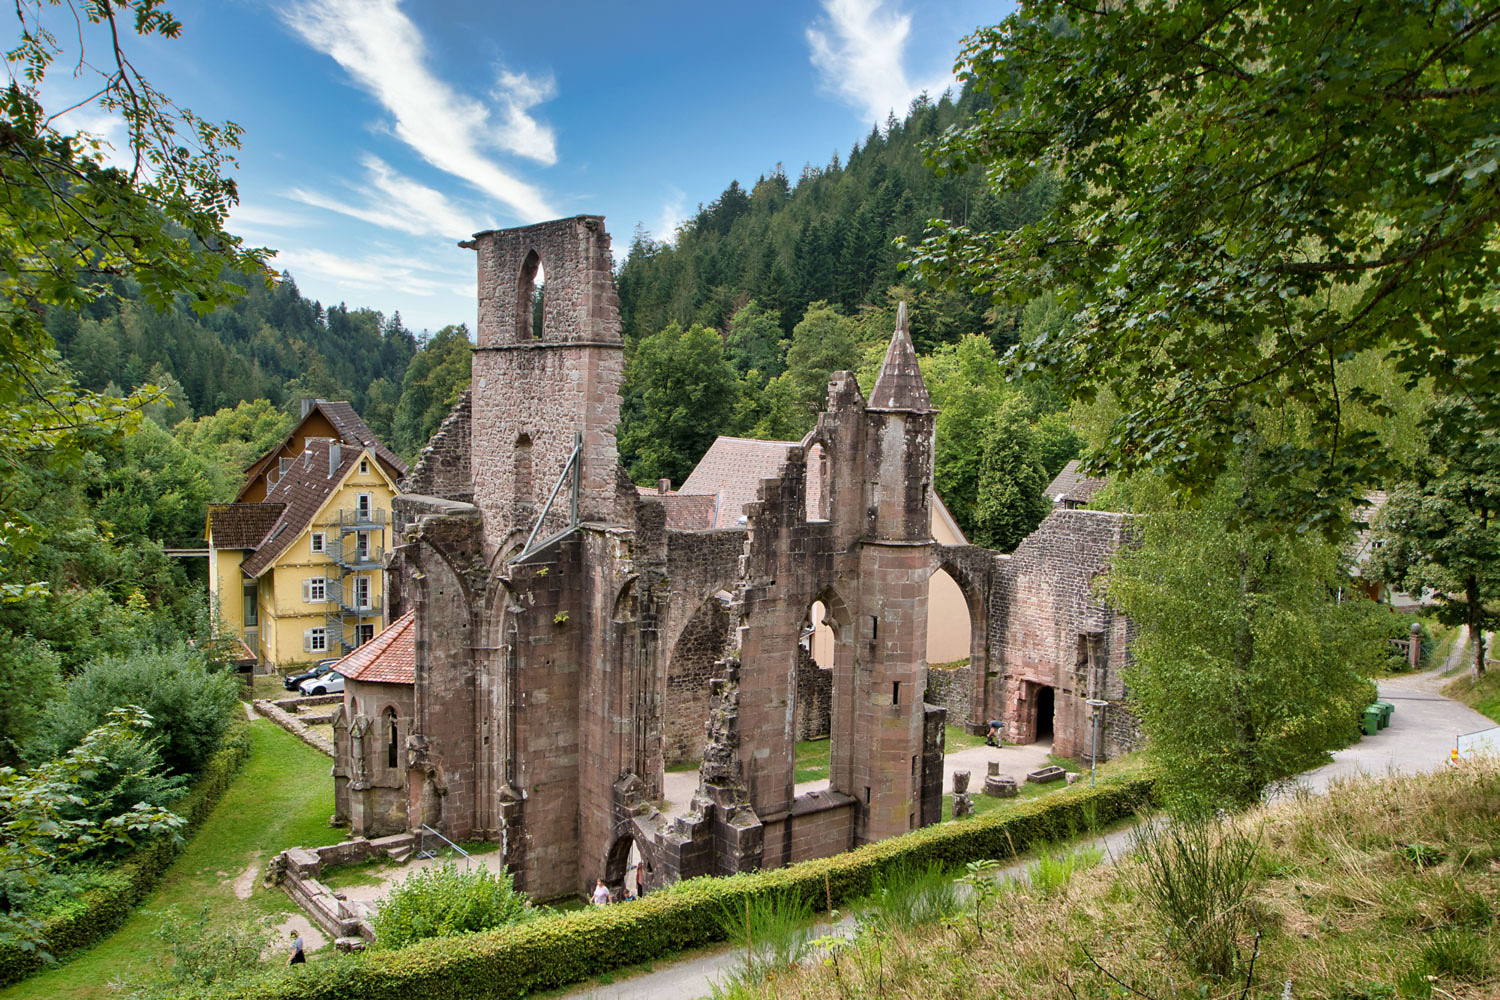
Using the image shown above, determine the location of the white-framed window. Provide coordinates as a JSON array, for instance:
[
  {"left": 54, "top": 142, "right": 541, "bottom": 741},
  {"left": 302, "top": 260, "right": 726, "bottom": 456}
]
[
  {"left": 303, "top": 577, "right": 327, "bottom": 603},
  {"left": 356, "top": 531, "right": 370, "bottom": 562},
  {"left": 310, "top": 532, "right": 325, "bottom": 554},
  {"left": 354, "top": 576, "right": 371, "bottom": 609},
  {"left": 304, "top": 626, "right": 328, "bottom": 653},
  {"left": 357, "top": 623, "right": 375, "bottom": 646},
  {"left": 359, "top": 458, "right": 369, "bottom": 475},
  {"left": 356, "top": 493, "right": 372, "bottom": 519}
]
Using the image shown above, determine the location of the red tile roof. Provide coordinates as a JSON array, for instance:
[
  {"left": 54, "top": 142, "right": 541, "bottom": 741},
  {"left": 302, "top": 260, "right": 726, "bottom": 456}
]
[
  {"left": 338, "top": 610, "right": 414, "bottom": 685},
  {"left": 238, "top": 400, "right": 406, "bottom": 500}
]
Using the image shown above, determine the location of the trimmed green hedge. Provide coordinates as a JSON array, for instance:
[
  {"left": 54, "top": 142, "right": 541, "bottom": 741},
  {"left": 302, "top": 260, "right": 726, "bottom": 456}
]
[
  {"left": 184, "top": 772, "right": 1155, "bottom": 1000},
  {"left": 0, "top": 722, "right": 253, "bottom": 987}
]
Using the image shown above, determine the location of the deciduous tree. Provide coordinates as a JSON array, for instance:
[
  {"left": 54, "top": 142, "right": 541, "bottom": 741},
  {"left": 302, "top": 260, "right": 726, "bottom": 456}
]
[
  {"left": 908, "top": 0, "right": 1500, "bottom": 531},
  {"left": 1373, "top": 398, "right": 1500, "bottom": 676}
]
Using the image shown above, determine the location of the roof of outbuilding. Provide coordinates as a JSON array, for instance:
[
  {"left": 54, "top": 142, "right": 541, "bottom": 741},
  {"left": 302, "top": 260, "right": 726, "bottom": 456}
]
[
  {"left": 338, "top": 610, "right": 415, "bottom": 685},
  {"left": 207, "top": 503, "right": 286, "bottom": 549},
  {"left": 1045, "top": 459, "right": 1109, "bottom": 506},
  {"left": 679, "top": 436, "right": 802, "bottom": 529}
]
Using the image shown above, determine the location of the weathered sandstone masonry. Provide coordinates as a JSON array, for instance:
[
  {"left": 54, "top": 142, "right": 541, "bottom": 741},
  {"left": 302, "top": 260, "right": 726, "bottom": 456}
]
[{"left": 361, "top": 216, "right": 1139, "bottom": 902}]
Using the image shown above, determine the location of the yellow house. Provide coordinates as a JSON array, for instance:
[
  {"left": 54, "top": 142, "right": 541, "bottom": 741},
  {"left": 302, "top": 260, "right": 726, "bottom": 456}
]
[{"left": 206, "top": 401, "right": 407, "bottom": 671}]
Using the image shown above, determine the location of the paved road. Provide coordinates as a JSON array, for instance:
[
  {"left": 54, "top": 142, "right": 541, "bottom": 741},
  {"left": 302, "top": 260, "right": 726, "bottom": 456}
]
[{"left": 563, "top": 647, "right": 1493, "bottom": 1000}]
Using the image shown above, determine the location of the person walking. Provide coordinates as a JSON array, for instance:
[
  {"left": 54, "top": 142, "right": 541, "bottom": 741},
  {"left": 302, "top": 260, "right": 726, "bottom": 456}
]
[
  {"left": 288, "top": 929, "right": 306, "bottom": 965},
  {"left": 592, "top": 878, "right": 612, "bottom": 906}
]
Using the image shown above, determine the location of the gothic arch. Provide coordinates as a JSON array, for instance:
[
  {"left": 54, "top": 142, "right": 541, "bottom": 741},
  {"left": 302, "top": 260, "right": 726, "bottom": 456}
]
[
  {"left": 929, "top": 553, "right": 990, "bottom": 732},
  {"left": 516, "top": 248, "right": 544, "bottom": 340}
]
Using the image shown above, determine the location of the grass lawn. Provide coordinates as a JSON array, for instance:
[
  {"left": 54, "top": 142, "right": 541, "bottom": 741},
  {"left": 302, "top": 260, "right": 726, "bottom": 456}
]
[
  {"left": 794, "top": 737, "right": 830, "bottom": 783},
  {"left": 795, "top": 726, "right": 992, "bottom": 784},
  {"left": 1443, "top": 669, "right": 1500, "bottom": 725},
  {"left": 941, "top": 753, "right": 1147, "bottom": 822},
  {"left": 1, "top": 719, "right": 336, "bottom": 1000}
]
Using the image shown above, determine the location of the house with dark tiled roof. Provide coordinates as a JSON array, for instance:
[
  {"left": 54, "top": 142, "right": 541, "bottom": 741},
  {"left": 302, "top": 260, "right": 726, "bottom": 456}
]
[
  {"left": 331, "top": 611, "right": 415, "bottom": 836},
  {"left": 206, "top": 400, "right": 405, "bottom": 671}
]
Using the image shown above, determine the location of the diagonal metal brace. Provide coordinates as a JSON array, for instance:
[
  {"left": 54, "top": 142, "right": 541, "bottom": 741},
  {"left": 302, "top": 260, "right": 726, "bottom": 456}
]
[{"left": 513, "top": 431, "right": 582, "bottom": 563}]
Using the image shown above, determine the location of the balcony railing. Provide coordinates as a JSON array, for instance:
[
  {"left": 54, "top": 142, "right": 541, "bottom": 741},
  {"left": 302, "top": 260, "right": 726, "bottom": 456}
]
[
  {"left": 338, "top": 507, "right": 387, "bottom": 531},
  {"left": 336, "top": 539, "right": 384, "bottom": 569}
]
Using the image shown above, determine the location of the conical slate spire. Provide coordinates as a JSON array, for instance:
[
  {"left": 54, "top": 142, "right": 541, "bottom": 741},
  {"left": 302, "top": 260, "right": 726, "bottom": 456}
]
[{"left": 867, "top": 302, "right": 933, "bottom": 412}]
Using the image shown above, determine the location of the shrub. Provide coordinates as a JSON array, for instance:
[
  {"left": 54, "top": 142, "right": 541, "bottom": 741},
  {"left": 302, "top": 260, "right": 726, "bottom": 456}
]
[
  {"left": 31, "top": 646, "right": 240, "bottom": 776},
  {"left": 715, "top": 887, "right": 814, "bottom": 980},
  {"left": 864, "top": 860, "right": 963, "bottom": 930},
  {"left": 120, "top": 905, "right": 275, "bottom": 998},
  {"left": 0, "top": 630, "right": 61, "bottom": 768},
  {"left": 373, "top": 862, "right": 535, "bottom": 950},
  {"left": 59, "top": 730, "right": 187, "bottom": 844}
]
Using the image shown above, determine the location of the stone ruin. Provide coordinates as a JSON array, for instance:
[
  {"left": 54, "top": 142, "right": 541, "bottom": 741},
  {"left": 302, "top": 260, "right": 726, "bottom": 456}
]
[{"left": 340, "top": 215, "right": 1140, "bottom": 901}]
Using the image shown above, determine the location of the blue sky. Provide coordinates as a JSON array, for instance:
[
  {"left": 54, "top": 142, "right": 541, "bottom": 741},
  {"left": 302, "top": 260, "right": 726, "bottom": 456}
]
[{"left": 52, "top": 0, "right": 1005, "bottom": 334}]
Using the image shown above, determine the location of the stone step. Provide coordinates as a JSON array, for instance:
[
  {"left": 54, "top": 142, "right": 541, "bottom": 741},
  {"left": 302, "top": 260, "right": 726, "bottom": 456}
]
[{"left": 385, "top": 846, "right": 412, "bottom": 863}]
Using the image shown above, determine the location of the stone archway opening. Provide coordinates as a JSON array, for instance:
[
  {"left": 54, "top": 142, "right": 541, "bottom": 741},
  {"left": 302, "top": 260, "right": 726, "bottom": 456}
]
[
  {"left": 602, "top": 830, "right": 645, "bottom": 901},
  {"left": 659, "top": 590, "right": 736, "bottom": 817}
]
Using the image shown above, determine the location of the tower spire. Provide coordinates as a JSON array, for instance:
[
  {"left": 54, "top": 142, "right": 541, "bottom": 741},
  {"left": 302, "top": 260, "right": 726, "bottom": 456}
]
[{"left": 867, "top": 302, "right": 933, "bottom": 412}]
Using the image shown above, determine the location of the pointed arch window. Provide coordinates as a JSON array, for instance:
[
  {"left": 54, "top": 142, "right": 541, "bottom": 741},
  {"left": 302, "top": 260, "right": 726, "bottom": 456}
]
[{"left": 517, "top": 250, "right": 544, "bottom": 340}]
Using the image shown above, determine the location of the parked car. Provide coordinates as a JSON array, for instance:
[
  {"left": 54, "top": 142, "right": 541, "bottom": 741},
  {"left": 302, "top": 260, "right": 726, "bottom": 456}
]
[
  {"left": 283, "top": 658, "right": 340, "bottom": 691},
  {"left": 299, "top": 670, "right": 345, "bottom": 696}
]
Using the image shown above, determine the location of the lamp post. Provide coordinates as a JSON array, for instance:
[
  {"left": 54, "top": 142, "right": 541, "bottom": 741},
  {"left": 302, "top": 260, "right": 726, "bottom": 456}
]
[{"left": 1085, "top": 698, "right": 1109, "bottom": 787}]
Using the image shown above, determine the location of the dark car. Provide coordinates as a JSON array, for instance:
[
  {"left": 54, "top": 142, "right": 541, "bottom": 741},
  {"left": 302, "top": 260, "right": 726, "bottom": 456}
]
[{"left": 283, "top": 658, "right": 341, "bottom": 691}]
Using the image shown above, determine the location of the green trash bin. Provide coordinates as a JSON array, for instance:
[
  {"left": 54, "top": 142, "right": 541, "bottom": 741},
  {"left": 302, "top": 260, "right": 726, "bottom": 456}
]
[
  {"left": 1361, "top": 706, "right": 1381, "bottom": 736},
  {"left": 1376, "top": 701, "right": 1394, "bottom": 729}
]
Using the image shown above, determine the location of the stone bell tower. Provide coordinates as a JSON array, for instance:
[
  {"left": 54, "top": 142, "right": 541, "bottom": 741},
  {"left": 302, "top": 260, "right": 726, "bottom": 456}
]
[{"left": 462, "top": 216, "right": 624, "bottom": 558}]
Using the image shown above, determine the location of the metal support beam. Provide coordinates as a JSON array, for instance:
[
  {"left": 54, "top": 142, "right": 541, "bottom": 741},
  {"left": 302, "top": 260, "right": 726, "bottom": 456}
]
[{"left": 514, "top": 431, "right": 582, "bottom": 563}]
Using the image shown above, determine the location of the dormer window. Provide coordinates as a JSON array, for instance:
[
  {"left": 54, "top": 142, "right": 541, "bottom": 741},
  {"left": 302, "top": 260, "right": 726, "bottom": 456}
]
[{"left": 359, "top": 458, "right": 369, "bottom": 475}]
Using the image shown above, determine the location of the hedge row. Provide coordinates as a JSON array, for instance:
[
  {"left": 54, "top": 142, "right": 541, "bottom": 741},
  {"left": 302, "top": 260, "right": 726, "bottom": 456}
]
[
  {"left": 185, "top": 772, "right": 1156, "bottom": 1000},
  {"left": 0, "top": 722, "right": 253, "bottom": 987}
]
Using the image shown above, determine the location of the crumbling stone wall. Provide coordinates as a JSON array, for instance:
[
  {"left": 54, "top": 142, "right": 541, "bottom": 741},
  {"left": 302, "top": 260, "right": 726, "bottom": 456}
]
[
  {"left": 986, "top": 509, "right": 1138, "bottom": 761},
  {"left": 794, "top": 644, "right": 832, "bottom": 741},
  {"left": 664, "top": 596, "right": 732, "bottom": 766},
  {"left": 924, "top": 662, "right": 973, "bottom": 724},
  {"left": 402, "top": 391, "right": 472, "bottom": 506}
]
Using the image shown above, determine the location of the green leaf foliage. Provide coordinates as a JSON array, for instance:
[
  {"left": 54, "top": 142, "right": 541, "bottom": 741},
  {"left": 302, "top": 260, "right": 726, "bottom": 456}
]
[
  {"left": 390, "top": 325, "right": 473, "bottom": 460},
  {"left": 908, "top": 1, "right": 1500, "bottom": 532},
  {"left": 619, "top": 322, "right": 743, "bottom": 485},
  {"left": 373, "top": 861, "right": 536, "bottom": 951},
  {"left": 1373, "top": 395, "right": 1500, "bottom": 676},
  {"left": 1105, "top": 476, "right": 1383, "bottom": 816},
  {"left": 0, "top": 724, "right": 250, "bottom": 986},
  {"left": 30, "top": 646, "right": 241, "bottom": 777}
]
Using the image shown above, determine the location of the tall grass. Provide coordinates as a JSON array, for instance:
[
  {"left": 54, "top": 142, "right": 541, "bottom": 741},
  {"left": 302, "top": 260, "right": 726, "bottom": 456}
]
[
  {"left": 715, "top": 888, "right": 815, "bottom": 982},
  {"left": 1132, "top": 817, "right": 1260, "bottom": 977},
  {"left": 864, "top": 861, "right": 964, "bottom": 930},
  {"left": 1026, "top": 844, "right": 1104, "bottom": 894}
]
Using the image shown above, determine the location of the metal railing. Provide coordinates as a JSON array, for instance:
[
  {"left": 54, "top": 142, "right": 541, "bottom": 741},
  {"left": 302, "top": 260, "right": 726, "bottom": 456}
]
[
  {"left": 338, "top": 507, "right": 388, "bottom": 531},
  {"left": 417, "top": 824, "right": 474, "bottom": 867},
  {"left": 336, "top": 538, "right": 384, "bottom": 570}
]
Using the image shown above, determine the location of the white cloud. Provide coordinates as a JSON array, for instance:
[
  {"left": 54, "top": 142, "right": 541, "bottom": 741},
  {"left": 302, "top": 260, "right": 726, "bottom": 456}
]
[
  {"left": 288, "top": 154, "right": 482, "bottom": 238},
  {"left": 228, "top": 202, "right": 311, "bottom": 230},
  {"left": 281, "top": 0, "right": 557, "bottom": 222},
  {"left": 806, "top": 0, "right": 954, "bottom": 124},
  {"left": 655, "top": 188, "right": 687, "bottom": 245},
  {"left": 492, "top": 70, "right": 558, "bottom": 164},
  {"left": 272, "top": 245, "right": 472, "bottom": 298}
]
